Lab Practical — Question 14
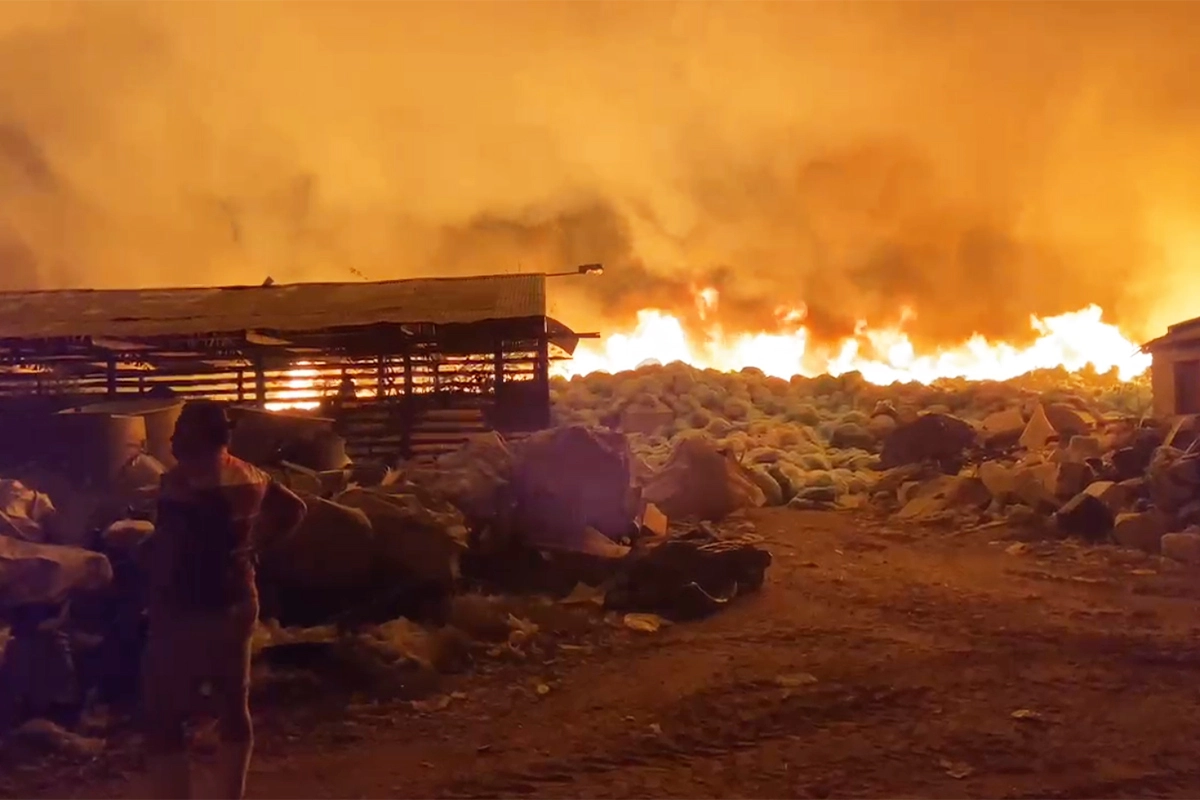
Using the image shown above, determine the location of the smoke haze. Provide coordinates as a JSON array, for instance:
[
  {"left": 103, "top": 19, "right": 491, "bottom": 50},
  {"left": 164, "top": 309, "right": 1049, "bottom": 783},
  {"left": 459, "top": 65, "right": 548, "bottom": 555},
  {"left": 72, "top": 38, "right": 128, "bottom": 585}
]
[{"left": 1, "top": 1, "right": 1199, "bottom": 347}]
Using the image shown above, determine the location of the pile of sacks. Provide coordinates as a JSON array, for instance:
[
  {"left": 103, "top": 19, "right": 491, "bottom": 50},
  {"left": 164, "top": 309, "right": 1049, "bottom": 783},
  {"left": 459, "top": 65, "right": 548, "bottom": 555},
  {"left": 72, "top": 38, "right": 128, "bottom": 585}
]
[{"left": 551, "top": 361, "right": 1151, "bottom": 514}]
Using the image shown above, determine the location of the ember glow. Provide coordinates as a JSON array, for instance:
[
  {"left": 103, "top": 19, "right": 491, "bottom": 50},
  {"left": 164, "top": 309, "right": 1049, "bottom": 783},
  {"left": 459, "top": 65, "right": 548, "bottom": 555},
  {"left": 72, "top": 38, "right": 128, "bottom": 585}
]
[{"left": 556, "top": 291, "right": 1151, "bottom": 385}]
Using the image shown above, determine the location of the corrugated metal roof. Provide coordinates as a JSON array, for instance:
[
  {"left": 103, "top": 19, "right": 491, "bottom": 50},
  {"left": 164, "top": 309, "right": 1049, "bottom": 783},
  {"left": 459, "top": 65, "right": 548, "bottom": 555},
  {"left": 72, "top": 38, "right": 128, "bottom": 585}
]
[{"left": 0, "top": 273, "right": 547, "bottom": 341}]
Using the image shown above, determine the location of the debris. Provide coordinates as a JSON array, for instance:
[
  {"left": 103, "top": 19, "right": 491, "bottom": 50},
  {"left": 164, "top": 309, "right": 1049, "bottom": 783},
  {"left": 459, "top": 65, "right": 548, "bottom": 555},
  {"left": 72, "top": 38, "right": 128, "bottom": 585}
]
[
  {"left": 939, "top": 758, "right": 974, "bottom": 780},
  {"left": 560, "top": 583, "right": 606, "bottom": 606},
  {"left": 1112, "top": 510, "right": 1169, "bottom": 554},
  {"left": 879, "top": 413, "right": 977, "bottom": 469},
  {"left": 1019, "top": 404, "right": 1058, "bottom": 451},
  {"left": 637, "top": 502, "right": 669, "bottom": 538},
  {"left": 1161, "top": 531, "right": 1200, "bottom": 564},
  {"left": 622, "top": 613, "right": 669, "bottom": 633},
  {"left": 0, "top": 538, "right": 113, "bottom": 609},
  {"left": 775, "top": 672, "right": 819, "bottom": 688},
  {"left": 1054, "top": 491, "right": 1114, "bottom": 542},
  {"left": 1010, "top": 708, "right": 1044, "bottom": 722},
  {"left": 642, "top": 437, "right": 766, "bottom": 521},
  {"left": 9, "top": 718, "right": 103, "bottom": 758},
  {"left": 535, "top": 682, "right": 552, "bottom": 696},
  {"left": 896, "top": 476, "right": 990, "bottom": 521},
  {"left": 605, "top": 527, "right": 772, "bottom": 620}
]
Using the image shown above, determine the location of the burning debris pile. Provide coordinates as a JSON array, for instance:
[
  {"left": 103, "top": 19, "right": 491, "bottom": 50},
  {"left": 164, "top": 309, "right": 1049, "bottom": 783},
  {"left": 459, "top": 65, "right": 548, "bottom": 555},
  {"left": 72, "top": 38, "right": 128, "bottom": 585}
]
[{"left": 0, "top": 403, "right": 773, "bottom": 756}]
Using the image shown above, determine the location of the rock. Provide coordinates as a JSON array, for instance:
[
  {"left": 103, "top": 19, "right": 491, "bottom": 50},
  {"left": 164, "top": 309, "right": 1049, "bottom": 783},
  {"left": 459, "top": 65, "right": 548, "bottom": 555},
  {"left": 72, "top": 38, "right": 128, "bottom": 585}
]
[
  {"left": 830, "top": 423, "right": 875, "bottom": 450},
  {"left": 1044, "top": 403, "right": 1096, "bottom": 437},
  {"left": 978, "top": 461, "right": 1016, "bottom": 501},
  {"left": 1078, "top": 480, "right": 1129, "bottom": 515},
  {"left": 642, "top": 438, "right": 766, "bottom": 521},
  {"left": 879, "top": 413, "right": 977, "bottom": 469},
  {"left": 896, "top": 476, "right": 991, "bottom": 521},
  {"left": 980, "top": 407, "right": 1026, "bottom": 445},
  {"left": 1019, "top": 405, "right": 1058, "bottom": 451},
  {"left": 1061, "top": 435, "right": 1104, "bottom": 464},
  {"left": 1112, "top": 442, "right": 1156, "bottom": 482},
  {"left": 0, "top": 538, "right": 112, "bottom": 609},
  {"left": 637, "top": 502, "right": 669, "bottom": 537},
  {"left": 513, "top": 426, "right": 635, "bottom": 541},
  {"left": 1161, "top": 531, "right": 1200, "bottom": 564},
  {"left": 1146, "top": 447, "right": 1200, "bottom": 513},
  {"left": 1025, "top": 461, "right": 1095, "bottom": 501},
  {"left": 1113, "top": 510, "right": 1169, "bottom": 553},
  {"left": 1055, "top": 491, "right": 1114, "bottom": 542}
]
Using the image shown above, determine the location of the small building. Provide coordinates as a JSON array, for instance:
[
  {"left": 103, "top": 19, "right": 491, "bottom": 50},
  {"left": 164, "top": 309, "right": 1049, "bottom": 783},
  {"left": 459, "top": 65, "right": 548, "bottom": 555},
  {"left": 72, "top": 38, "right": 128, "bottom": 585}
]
[
  {"left": 1142, "top": 315, "right": 1200, "bottom": 417},
  {"left": 0, "top": 273, "right": 595, "bottom": 463}
]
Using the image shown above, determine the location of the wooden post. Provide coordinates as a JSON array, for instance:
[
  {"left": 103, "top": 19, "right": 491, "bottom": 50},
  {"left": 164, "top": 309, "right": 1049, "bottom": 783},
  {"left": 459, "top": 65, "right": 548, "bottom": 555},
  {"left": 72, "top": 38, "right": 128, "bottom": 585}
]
[
  {"left": 106, "top": 357, "right": 117, "bottom": 398},
  {"left": 377, "top": 355, "right": 386, "bottom": 400},
  {"left": 535, "top": 334, "right": 550, "bottom": 428},
  {"left": 402, "top": 348, "right": 414, "bottom": 459},
  {"left": 253, "top": 355, "right": 267, "bottom": 408},
  {"left": 493, "top": 341, "right": 504, "bottom": 394}
]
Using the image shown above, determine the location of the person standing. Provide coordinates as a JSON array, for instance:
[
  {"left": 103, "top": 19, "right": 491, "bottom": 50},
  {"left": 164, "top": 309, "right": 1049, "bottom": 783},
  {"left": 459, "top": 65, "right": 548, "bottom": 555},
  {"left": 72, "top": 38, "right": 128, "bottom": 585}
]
[{"left": 141, "top": 400, "right": 306, "bottom": 799}]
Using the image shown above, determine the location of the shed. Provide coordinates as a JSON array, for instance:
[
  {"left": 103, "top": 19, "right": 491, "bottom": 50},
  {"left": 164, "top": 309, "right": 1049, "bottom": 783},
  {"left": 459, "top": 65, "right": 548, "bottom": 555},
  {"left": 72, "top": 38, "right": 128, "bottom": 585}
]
[
  {"left": 1142, "top": 314, "right": 1200, "bottom": 417},
  {"left": 0, "top": 273, "right": 596, "bottom": 462}
]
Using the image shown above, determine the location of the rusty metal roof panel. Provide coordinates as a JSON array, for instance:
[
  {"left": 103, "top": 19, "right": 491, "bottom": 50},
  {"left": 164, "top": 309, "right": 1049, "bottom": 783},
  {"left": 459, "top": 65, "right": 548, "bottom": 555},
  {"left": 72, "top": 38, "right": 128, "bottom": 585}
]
[{"left": 0, "top": 274, "right": 548, "bottom": 341}]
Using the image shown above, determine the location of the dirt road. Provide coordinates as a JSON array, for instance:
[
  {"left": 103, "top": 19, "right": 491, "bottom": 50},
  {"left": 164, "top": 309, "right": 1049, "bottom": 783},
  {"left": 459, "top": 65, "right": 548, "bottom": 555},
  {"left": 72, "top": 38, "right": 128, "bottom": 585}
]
[{"left": 15, "top": 508, "right": 1200, "bottom": 799}]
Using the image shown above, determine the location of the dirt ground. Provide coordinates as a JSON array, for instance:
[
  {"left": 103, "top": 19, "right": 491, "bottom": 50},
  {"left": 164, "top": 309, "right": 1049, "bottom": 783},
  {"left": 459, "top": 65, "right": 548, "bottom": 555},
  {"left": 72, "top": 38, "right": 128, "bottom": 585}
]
[{"left": 11, "top": 507, "right": 1200, "bottom": 799}]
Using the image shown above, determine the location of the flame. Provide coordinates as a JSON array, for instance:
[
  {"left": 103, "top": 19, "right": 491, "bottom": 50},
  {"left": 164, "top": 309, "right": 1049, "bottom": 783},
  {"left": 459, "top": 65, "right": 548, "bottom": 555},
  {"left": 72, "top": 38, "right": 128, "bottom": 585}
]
[
  {"left": 558, "top": 291, "right": 1151, "bottom": 384},
  {"left": 267, "top": 292, "right": 1151, "bottom": 411}
]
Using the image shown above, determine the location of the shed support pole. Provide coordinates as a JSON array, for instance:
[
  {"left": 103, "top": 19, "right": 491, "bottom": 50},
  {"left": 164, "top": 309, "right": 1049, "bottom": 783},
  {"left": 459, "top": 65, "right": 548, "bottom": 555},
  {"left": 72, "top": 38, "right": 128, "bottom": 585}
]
[
  {"left": 402, "top": 349, "right": 414, "bottom": 459},
  {"left": 536, "top": 335, "right": 550, "bottom": 428},
  {"left": 237, "top": 369, "right": 245, "bottom": 403},
  {"left": 377, "top": 355, "right": 386, "bottom": 400},
  {"left": 493, "top": 341, "right": 504, "bottom": 395},
  {"left": 106, "top": 357, "right": 117, "bottom": 399},
  {"left": 253, "top": 356, "right": 267, "bottom": 408}
]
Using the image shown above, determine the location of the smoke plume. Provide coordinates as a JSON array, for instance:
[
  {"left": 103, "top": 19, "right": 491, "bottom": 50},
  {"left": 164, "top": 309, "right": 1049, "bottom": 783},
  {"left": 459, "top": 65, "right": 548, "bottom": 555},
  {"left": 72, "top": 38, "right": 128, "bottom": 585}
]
[{"left": 1, "top": 1, "right": 1199, "bottom": 347}]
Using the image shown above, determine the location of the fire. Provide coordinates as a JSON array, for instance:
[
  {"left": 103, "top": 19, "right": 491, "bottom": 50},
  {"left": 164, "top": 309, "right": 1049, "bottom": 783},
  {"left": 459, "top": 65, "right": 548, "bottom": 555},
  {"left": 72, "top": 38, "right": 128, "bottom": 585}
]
[
  {"left": 268, "top": 292, "right": 1151, "bottom": 411},
  {"left": 558, "top": 291, "right": 1152, "bottom": 385}
]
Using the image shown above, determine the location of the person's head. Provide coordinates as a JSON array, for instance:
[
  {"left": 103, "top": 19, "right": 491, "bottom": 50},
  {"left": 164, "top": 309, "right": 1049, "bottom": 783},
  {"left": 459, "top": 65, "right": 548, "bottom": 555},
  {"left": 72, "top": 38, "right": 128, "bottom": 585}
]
[{"left": 171, "top": 400, "right": 233, "bottom": 463}]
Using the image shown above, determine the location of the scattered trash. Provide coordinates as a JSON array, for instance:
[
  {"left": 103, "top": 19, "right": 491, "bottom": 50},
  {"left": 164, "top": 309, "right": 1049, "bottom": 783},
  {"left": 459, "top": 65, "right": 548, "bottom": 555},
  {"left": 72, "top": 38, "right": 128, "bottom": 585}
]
[
  {"left": 560, "top": 583, "right": 606, "bottom": 606},
  {"left": 411, "top": 695, "right": 452, "bottom": 713},
  {"left": 938, "top": 758, "right": 974, "bottom": 779},
  {"left": 9, "top": 719, "right": 104, "bottom": 758},
  {"left": 535, "top": 683, "right": 552, "bottom": 696},
  {"left": 1010, "top": 708, "right": 1042, "bottom": 721},
  {"left": 622, "top": 613, "right": 670, "bottom": 633},
  {"left": 775, "top": 672, "right": 819, "bottom": 688}
]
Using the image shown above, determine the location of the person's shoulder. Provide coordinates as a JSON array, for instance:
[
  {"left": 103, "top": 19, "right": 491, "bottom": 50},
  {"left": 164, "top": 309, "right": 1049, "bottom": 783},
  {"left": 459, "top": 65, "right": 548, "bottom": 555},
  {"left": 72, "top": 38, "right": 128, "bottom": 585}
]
[{"left": 222, "top": 452, "right": 272, "bottom": 486}]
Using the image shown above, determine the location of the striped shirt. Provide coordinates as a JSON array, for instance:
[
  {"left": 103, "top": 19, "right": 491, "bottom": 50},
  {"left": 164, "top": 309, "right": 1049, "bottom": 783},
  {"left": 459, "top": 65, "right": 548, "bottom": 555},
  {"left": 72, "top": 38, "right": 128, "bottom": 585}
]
[{"left": 150, "top": 452, "right": 272, "bottom": 613}]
